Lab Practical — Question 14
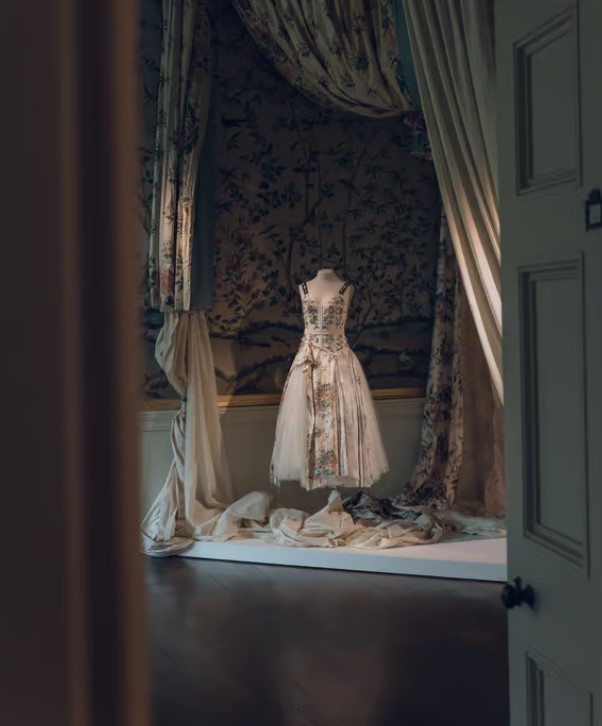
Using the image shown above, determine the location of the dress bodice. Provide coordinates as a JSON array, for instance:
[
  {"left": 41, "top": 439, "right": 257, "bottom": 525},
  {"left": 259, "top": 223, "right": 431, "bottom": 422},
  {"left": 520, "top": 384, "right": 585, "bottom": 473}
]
[{"left": 300, "top": 281, "right": 351, "bottom": 353}]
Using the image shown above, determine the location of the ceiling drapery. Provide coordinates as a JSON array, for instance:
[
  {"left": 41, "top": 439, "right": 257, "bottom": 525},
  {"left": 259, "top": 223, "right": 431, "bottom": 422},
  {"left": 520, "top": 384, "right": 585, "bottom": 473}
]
[{"left": 232, "top": 0, "right": 415, "bottom": 118}]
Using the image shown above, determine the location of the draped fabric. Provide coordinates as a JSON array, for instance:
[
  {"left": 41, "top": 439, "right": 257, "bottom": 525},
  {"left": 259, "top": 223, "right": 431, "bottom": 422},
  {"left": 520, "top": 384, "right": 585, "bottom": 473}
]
[
  {"left": 457, "top": 297, "right": 505, "bottom": 513},
  {"left": 147, "top": 0, "right": 212, "bottom": 313},
  {"left": 397, "top": 219, "right": 504, "bottom": 512},
  {"left": 403, "top": 0, "right": 502, "bottom": 400},
  {"left": 398, "top": 0, "right": 505, "bottom": 513},
  {"left": 391, "top": 0, "right": 431, "bottom": 158},
  {"left": 143, "top": 484, "right": 502, "bottom": 552},
  {"left": 401, "top": 220, "right": 464, "bottom": 507},
  {"left": 231, "top": 0, "right": 414, "bottom": 118},
  {"left": 142, "top": 0, "right": 235, "bottom": 555},
  {"left": 141, "top": 313, "right": 233, "bottom": 555}
]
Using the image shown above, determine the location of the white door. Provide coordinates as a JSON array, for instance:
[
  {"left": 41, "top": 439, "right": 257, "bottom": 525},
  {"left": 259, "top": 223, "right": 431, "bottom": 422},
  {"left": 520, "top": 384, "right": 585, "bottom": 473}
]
[{"left": 497, "top": 0, "right": 602, "bottom": 723}]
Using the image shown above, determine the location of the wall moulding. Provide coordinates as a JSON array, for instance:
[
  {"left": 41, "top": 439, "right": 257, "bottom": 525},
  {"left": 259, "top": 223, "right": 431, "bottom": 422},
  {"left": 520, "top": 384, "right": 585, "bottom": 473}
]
[{"left": 143, "top": 387, "right": 426, "bottom": 411}]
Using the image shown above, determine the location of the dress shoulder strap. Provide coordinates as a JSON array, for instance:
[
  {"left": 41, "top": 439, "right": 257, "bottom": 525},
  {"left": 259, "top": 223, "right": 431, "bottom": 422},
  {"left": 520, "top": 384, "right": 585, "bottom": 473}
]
[
  {"left": 339, "top": 280, "right": 352, "bottom": 296},
  {"left": 301, "top": 281, "right": 309, "bottom": 295}
]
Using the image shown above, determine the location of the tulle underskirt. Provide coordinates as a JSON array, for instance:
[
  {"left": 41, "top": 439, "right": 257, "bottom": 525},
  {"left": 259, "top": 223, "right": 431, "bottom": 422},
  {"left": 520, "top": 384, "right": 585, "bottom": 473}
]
[{"left": 271, "top": 344, "right": 389, "bottom": 490}]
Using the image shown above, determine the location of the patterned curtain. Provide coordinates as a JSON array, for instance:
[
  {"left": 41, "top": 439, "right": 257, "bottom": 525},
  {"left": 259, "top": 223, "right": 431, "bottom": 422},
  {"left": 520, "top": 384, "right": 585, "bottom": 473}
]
[
  {"left": 397, "top": 216, "right": 504, "bottom": 513},
  {"left": 148, "top": 0, "right": 212, "bottom": 312},
  {"left": 400, "top": 219, "right": 464, "bottom": 507},
  {"left": 391, "top": 0, "right": 430, "bottom": 158},
  {"left": 142, "top": 0, "right": 234, "bottom": 556},
  {"left": 400, "top": 0, "right": 504, "bottom": 512},
  {"left": 231, "top": 0, "right": 414, "bottom": 118}
]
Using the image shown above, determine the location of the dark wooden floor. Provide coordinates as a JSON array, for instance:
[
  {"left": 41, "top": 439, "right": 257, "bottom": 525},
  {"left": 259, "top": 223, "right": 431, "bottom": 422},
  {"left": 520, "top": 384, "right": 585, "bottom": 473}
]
[{"left": 147, "top": 558, "right": 509, "bottom": 726}]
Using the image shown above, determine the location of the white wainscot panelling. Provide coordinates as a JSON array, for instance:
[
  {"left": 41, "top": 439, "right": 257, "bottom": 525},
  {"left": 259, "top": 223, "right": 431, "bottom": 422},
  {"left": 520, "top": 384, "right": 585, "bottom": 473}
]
[{"left": 140, "top": 397, "right": 425, "bottom": 517}]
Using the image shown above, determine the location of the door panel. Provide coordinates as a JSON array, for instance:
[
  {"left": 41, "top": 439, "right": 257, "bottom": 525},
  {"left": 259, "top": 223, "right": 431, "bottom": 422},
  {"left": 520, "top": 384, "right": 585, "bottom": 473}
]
[
  {"left": 526, "top": 651, "right": 593, "bottom": 726},
  {"left": 497, "top": 0, "right": 602, "bottom": 722},
  {"left": 519, "top": 259, "right": 588, "bottom": 566},
  {"left": 515, "top": 8, "right": 580, "bottom": 193}
]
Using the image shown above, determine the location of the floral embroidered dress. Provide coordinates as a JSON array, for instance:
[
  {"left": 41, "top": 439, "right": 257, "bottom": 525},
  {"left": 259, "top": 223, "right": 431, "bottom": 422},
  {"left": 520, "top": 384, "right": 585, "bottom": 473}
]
[{"left": 271, "top": 281, "right": 389, "bottom": 490}]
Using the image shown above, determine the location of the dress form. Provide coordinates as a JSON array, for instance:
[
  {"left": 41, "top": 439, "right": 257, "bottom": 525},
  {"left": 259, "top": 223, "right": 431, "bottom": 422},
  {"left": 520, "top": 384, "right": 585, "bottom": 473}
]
[
  {"left": 273, "top": 268, "right": 388, "bottom": 490},
  {"left": 300, "top": 268, "right": 354, "bottom": 304}
]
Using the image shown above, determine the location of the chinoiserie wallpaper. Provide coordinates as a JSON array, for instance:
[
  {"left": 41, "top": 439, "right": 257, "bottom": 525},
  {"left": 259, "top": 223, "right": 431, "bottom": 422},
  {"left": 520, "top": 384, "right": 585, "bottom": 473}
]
[{"left": 140, "top": 1, "right": 441, "bottom": 400}]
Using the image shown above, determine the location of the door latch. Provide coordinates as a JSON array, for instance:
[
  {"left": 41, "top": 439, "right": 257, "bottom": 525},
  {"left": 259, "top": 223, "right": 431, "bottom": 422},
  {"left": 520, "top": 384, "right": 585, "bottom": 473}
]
[{"left": 501, "top": 577, "right": 536, "bottom": 610}]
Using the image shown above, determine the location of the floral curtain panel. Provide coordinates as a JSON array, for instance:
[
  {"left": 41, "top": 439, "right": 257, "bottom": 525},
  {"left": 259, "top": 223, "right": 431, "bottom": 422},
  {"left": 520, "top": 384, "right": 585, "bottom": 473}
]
[
  {"left": 393, "top": 217, "right": 503, "bottom": 513},
  {"left": 142, "top": 0, "right": 235, "bottom": 555},
  {"left": 148, "top": 0, "right": 212, "bottom": 312},
  {"left": 401, "top": 220, "right": 464, "bottom": 507},
  {"left": 232, "top": 0, "right": 414, "bottom": 118}
]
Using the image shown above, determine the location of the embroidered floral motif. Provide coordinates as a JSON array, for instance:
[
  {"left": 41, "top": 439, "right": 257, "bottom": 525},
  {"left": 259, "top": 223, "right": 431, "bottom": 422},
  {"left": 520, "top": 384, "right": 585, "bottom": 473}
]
[
  {"left": 315, "top": 382, "right": 334, "bottom": 412},
  {"left": 313, "top": 449, "right": 338, "bottom": 483},
  {"left": 321, "top": 298, "right": 344, "bottom": 328},
  {"left": 303, "top": 334, "right": 348, "bottom": 353},
  {"left": 310, "top": 425, "right": 326, "bottom": 441},
  {"left": 302, "top": 294, "right": 347, "bottom": 336},
  {"left": 300, "top": 291, "right": 348, "bottom": 484},
  {"left": 304, "top": 302, "right": 320, "bottom": 329}
]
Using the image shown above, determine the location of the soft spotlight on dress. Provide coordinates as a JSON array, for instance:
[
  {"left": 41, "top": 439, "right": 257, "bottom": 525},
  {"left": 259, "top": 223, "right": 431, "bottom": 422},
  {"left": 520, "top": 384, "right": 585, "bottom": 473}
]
[{"left": 271, "top": 281, "right": 389, "bottom": 490}]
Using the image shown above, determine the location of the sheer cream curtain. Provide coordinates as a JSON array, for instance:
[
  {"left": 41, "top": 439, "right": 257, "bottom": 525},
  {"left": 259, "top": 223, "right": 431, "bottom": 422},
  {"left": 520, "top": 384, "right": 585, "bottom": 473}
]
[{"left": 403, "top": 0, "right": 502, "bottom": 401}]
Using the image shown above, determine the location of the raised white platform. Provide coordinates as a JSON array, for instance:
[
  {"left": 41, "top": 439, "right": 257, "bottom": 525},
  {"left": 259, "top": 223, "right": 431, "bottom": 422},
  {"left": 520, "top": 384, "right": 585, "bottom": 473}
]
[{"left": 179, "top": 536, "right": 507, "bottom": 582}]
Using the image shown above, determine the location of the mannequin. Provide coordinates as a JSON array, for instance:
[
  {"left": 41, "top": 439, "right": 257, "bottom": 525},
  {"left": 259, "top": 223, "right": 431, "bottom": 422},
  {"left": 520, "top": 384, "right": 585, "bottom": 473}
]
[
  {"left": 300, "top": 268, "right": 354, "bottom": 304},
  {"left": 271, "top": 265, "right": 388, "bottom": 490}
]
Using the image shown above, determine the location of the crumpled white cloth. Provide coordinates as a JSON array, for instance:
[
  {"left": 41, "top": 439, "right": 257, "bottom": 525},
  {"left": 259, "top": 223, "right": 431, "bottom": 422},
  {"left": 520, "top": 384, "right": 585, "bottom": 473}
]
[
  {"left": 141, "top": 312, "right": 234, "bottom": 556},
  {"left": 438, "top": 509, "right": 506, "bottom": 539},
  {"left": 144, "top": 489, "right": 446, "bottom": 553},
  {"left": 265, "top": 492, "right": 444, "bottom": 549}
]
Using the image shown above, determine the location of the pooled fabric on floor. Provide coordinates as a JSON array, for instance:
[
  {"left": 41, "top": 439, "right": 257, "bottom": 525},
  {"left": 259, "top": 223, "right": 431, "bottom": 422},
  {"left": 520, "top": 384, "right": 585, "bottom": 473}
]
[
  {"left": 144, "top": 488, "right": 506, "bottom": 553},
  {"left": 342, "top": 491, "right": 507, "bottom": 541}
]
